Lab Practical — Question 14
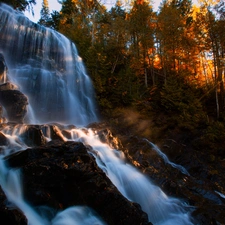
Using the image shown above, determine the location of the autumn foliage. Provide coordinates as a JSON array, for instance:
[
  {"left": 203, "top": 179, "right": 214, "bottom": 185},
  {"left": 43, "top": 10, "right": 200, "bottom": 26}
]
[{"left": 11, "top": 0, "right": 225, "bottom": 141}]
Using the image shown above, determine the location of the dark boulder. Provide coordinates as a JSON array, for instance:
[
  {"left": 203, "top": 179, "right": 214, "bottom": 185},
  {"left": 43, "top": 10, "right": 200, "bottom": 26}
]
[
  {"left": 48, "top": 125, "right": 66, "bottom": 141},
  {"left": 0, "top": 90, "right": 28, "bottom": 123},
  {"left": 20, "top": 124, "right": 68, "bottom": 146},
  {"left": 0, "top": 53, "right": 26, "bottom": 123},
  {"left": 0, "top": 131, "right": 8, "bottom": 149},
  {"left": 0, "top": 82, "right": 19, "bottom": 91},
  {"left": 111, "top": 133, "right": 225, "bottom": 225},
  {"left": 0, "top": 187, "right": 27, "bottom": 225},
  {"left": 88, "top": 122, "right": 123, "bottom": 150},
  {"left": 5, "top": 141, "right": 152, "bottom": 225},
  {"left": 0, "top": 53, "right": 7, "bottom": 84},
  {"left": 20, "top": 125, "right": 47, "bottom": 147},
  {"left": 0, "top": 105, "right": 7, "bottom": 123},
  {"left": 91, "top": 122, "right": 225, "bottom": 225}
]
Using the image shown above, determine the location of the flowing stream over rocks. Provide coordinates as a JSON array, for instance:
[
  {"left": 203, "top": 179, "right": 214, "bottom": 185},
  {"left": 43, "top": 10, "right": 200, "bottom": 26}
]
[
  {"left": 0, "top": 3, "right": 207, "bottom": 225},
  {"left": 143, "top": 139, "right": 190, "bottom": 176}
]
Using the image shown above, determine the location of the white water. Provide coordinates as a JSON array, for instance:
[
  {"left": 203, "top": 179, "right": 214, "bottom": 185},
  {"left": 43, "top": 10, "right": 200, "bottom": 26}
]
[
  {"left": 215, "top": 191, "right": 225, "bottom": 199},
  {"left": 69, "top": 128, "right": 194, "bottom": 225},
  {"left": 0, "top": 126, "right": 107, "bottom": 225},
  {"left": 0, "top": 125, "right": 194, "bottom": 224},
  {"left": 0, "top": 3, "right": 194, "bottom": 225},
  {"left": 0, "top": 3, "right": 98, "bottom": 126},
  {"left": 0, "top": 159, "right": 49, "bottom": 225},
  {"left": 143, "top": 139, "right": 190, "bottom": 176}
]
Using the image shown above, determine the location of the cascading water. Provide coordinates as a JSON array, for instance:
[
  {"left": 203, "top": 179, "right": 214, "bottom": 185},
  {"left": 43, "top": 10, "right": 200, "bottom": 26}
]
[
  {"left": 0, "top": 3, "right": 98, "bottom": 125},
  {"left": 0, "top": 3, "right": 195, "bottom": 225},
  {"left": 143, "top": 139, "right": 190, "bottom": 176},
  {"left": 69, "top": 128, "right": 194, "bottom": 225}
]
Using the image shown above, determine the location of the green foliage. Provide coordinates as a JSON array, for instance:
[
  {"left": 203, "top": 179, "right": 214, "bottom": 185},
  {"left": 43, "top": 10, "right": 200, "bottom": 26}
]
[
  {"left": 160, "top": 74, "right": 207, "bottom": 129},
  {"left": 193, "top": 120, "right": 225, "bottom": 158},
  {"left": 205, "top": 121, "right": 225, "bottom": 143},
  {"left": 38, "top": 0, "right": 50, "bottom": 27},
  {"left": 48, "top": 11, "right": 61, "bottom": 30},
  {"left": 1, "top": 0, "right": 36, "bottom": 12},
  {"left": 43, "top": 0, "right": 225, "bottom": 136}
]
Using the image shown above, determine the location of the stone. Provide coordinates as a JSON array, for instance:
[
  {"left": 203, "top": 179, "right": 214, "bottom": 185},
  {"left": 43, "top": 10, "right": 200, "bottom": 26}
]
[
  {"left": 0, "top": 187, "right": 27, "bottom": 225},
  {"left": 0, "top": 131, "right": 8, "bottom": 146},
  {"left": 20, "top": 125, "right": 47, "bottom": 147},
  {"left": 0, "top": 53, "right": 7, "bottom": 84},
  {"left": 0, "top": 82, "right": 19, "bottom": 91},
  {"left": 0, "top": 90, "right": 28, "bottom": 123},
  {"left": 104, "top": 123, "right": 225, "bottom": 225},
  {"left": 5, "top": 141, "right": 152, "bottom": 225}
]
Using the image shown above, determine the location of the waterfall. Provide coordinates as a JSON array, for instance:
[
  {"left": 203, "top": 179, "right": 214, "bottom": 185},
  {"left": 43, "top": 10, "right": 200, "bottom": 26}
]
[
  {"left": 0, "top": 3, "right": 98, "bottom": 126},
  {"left": 0, "top": 125, "right": 194, "bottom": 225},
  {"left": 70, "top": 128, "right": 194, "bottom": 225},
  {"left": 0, "top": 3, "right": 195, "bottom": 225},
  {"left": 0, "top": 125, "right": 107, "bottom": 225},
  {"left": 143, "top": 139, "right": 190, "bottom": 176}
]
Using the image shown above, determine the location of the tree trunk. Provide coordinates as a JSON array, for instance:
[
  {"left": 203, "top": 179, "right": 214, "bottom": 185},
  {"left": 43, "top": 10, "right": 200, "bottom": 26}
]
[
  {"left": 212, "top": 42, "right": 219, "bottom": 118},
  {"left": 144, "top": 68, "right": 148, "bottom": 88}
]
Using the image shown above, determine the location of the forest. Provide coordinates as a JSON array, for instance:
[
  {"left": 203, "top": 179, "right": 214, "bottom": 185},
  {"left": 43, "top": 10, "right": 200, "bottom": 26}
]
[{"left": 2, "top": 0, "right": 225, "bottom": 152}]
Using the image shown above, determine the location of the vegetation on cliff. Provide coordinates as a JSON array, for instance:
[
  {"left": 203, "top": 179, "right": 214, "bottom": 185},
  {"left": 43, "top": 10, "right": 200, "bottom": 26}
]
[
  {"left": 0, "top": 2, "right": 224, "bottom": 224},
  {"left": 39, "top": 0, "right": 225, "bottom": 160},
  {"left": 9, "top": 0, "right": 225, "bottom": 158}
]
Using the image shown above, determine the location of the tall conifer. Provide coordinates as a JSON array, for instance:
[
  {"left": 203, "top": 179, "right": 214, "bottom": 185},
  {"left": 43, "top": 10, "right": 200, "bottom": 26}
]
[{"left": 38, "top": 0, "right": 50, "bottom": 26}]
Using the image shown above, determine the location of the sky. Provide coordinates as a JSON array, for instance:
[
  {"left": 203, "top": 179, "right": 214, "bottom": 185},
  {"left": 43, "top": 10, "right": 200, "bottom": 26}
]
[
  {"left": 25, "top": 0, "right": 61, "bottom": 22},
  {"left": 25, "top": 0, "right": 199, "bottom": 23}
]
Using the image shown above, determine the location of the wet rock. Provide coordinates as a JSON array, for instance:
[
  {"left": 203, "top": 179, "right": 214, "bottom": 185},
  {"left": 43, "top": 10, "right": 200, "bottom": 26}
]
[
  {"left": 39, "top": 124, "right": 67, "bottom": 142},
  {"left": 0, "top": 105, "right": 7, "bottom": 123},
  {"left": 0, "top": 82, "right": 19, "bottom": 91},
  {"left": 5, "top": 141, "right": 152, "bottom": 225},
  {"left": 20, "top": 125, "right": 47, "bottom": 147},
  {"left": 0, "top": 187, "right": 27, "bottom": 225},
  {"left": 96, "top": 122, "right": 225, "bottom": 225},
  {"left": 0, "top": 131, "right": 8, "bottom": 146},
  {"left": 49, "top": 125, "right": 66, "bottom": 141},
  {"left": 0, "top": 53, "right": 8, "bottom": 84},
  {"left": 131, "top": 140, "right": 225, "bottom": 225},
  {"left": 0, "top": 90, "right": 28, "bottom": 123},
  {"left": 88, "top": 122, "right": 123, "bottom": 149},
  {"left": 0, "top": 54, "right": 26, "bottom": 123}
]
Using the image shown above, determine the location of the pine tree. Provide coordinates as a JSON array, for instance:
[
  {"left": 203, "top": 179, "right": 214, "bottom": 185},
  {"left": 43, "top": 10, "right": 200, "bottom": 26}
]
[
  {"left": 128, "top": 0, "right": 155, "bottom": 91},
  {"left": 1, "top": 0, "right": 36, "bottom": 13},
  {"left": 38, "top": 0, "right": 50, "bottom": 27},
  {"left": 156, "top": 0, "right": 196, "bottom": 81}
]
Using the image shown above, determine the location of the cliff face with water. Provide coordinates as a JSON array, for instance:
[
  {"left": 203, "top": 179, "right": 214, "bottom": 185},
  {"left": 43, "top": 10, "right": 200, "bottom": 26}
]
[
  {"left": 0, "top": 3, "right": 224, "bottom": 225},
  {"left": 101, "top": 110, "right": 225, "bottom": 225},
  {"left": 0, "top": 118, "right": 224, "bottom": 225},
  {"left": 0, "top": 3, "right": 98, "bottom": 125},
  {"left": 0, "top": 4, "right": 152, "bottom": 225},
  {"left": 2, "top": 138, "right": 151, "bottom": 225}
]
